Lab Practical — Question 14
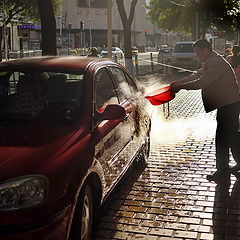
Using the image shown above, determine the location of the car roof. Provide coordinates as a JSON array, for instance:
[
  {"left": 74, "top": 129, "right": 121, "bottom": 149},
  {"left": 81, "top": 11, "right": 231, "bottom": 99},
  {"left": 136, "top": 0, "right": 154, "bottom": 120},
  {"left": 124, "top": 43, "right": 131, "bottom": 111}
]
[{"left": 0, "top": 56, "right": 117, "bottom": 72}]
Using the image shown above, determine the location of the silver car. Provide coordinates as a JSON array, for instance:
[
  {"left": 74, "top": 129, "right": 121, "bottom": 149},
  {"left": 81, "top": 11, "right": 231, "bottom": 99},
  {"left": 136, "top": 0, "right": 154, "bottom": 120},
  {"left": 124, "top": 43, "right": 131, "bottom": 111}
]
[{"left": 167, "top": 41, "right": 198, "bottom": 70}]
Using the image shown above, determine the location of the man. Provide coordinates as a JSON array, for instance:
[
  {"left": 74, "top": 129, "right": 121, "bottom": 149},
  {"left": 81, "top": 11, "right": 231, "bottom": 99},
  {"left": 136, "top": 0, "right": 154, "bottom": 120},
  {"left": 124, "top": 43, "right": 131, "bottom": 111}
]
[{"left": 170, "top": 39, "right": 240, "bottom": 183}]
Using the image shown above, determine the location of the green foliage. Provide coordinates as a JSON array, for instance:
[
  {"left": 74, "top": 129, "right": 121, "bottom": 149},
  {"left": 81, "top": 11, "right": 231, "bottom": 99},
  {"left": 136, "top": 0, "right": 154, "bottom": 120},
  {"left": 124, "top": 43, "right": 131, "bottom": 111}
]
[
  {"left": 2, "top": 0, "right": 62, "bottom": 24},
  {"left": 146, "top": 0, "right": 240, "bottom": 35},
  {"left": 146, "top": 0, "right": 193, "bottom": 33}
]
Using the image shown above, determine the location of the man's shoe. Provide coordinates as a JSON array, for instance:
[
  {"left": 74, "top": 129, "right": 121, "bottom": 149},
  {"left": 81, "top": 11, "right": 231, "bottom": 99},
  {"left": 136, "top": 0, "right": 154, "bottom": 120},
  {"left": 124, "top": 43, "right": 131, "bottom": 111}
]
[{"left": 206, "top": 171, "right": 230, "bottom": 183}]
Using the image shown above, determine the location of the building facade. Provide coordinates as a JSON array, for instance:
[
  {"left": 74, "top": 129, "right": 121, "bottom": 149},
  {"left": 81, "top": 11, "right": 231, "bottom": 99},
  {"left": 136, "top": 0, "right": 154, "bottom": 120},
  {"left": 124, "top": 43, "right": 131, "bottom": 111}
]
[
  {"left": 58, "top": 0, "right": 184, "bottom": 50},
  {"left": 4, "top": 0, "right": 186, "bottom": 53}
]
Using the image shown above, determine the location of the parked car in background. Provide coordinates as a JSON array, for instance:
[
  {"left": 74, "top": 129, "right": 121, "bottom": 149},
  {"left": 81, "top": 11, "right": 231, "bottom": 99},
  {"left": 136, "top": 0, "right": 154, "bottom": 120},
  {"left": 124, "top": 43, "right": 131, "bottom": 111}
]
[
  {"left": 132, "top": 46, "right": 139, "bottom": 55},
  {"left": 225, "top": 42, "right": 233, "bottom": 56},
  {"left": 100, "top": 47, "right": 124, "bottom": 60},
  {"left": 0, "top": 56, "right": 151, "bottom": 240},
  {"left": 166, "top": 41, "right": 198, "bottom": 71},
  {"left": 159, "top": 45, "right": 171, "bottom": 54},
  {"left": 157, "top": 45, "right": 172, "bottom": 70}
]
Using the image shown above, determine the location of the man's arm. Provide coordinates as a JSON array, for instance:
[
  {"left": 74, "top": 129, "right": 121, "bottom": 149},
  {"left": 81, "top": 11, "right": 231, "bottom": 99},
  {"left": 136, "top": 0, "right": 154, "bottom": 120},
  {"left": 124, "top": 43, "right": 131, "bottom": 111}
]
[
  {"left": 170, "top": 67, "right": 203, "bottom": 92},
  {"left": 171, "top": 57, "right": 227, "bottom": 93}
]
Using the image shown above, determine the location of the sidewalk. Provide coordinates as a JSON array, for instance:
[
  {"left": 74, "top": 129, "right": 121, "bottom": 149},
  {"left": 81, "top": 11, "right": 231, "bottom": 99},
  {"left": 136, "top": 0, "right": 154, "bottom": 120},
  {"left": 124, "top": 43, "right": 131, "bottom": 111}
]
[{"left": 93, "top": 73, "right": 240, "bottom": 240}]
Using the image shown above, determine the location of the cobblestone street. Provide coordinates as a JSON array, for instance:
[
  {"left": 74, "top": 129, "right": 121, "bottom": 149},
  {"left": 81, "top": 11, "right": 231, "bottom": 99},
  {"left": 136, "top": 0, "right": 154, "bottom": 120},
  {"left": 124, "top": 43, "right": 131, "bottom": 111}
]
[{"left": 93, "top": 74, "right": 240, "bottom": 240}]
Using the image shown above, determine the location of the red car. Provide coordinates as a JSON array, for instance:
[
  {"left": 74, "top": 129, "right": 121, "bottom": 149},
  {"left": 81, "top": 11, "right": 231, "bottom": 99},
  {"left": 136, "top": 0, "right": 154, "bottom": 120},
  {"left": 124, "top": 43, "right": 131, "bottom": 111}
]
[{"left": 0, "top": 56, "right": 151, "bottom": 240}]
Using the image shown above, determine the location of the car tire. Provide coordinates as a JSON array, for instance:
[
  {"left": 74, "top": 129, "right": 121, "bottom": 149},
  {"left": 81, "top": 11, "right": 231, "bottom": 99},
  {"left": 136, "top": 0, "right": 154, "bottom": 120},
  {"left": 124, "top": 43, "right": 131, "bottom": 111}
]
[{"left": 69, "top": 184, "right": 93, "bottom": 240}]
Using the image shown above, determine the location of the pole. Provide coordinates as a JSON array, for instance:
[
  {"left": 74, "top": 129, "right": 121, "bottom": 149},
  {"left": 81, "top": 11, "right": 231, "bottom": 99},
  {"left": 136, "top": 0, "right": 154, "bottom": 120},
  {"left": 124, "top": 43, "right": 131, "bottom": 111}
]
[
  {"left": 88, "top": 0, "right": 92, "bottom": 48},
  {"left": 107, "top": 0, "right": 112, "bottom": 58},
  {"left": 81, "top": 31, "right": 83, "bottom": 49},
  {"left": 2, "top": 0, "right": 8, "bottom": 60},
  {"left": 59, "top": 5, "right": 62, "bottom": 49},
  {"left": 134, "top": 54, "right": 139, "bottom": 76},
  {"left": 68, "top": 24, "right": 72, "bottom": 55},
  {"left": 150, "top": 52, "right": 154, "bottom": 73},
  {"left": 195, "top": 0, "right": 199, "bottom": 40},
  {"left": 79, "top": 18, "right": 82, "bottom": 48}
]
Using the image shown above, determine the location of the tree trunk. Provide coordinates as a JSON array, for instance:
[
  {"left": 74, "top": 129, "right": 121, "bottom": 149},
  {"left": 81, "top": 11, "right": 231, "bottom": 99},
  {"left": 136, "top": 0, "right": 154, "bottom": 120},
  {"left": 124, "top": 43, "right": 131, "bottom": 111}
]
[
  {"left": 37, "top": 0, "right": 57, "bottom": 55},
  {"left": 116, "top": 0, "right": 138, "bottom": 75},
  {"left": 124, "top": 24, "right": 134, "bottom": 74}
]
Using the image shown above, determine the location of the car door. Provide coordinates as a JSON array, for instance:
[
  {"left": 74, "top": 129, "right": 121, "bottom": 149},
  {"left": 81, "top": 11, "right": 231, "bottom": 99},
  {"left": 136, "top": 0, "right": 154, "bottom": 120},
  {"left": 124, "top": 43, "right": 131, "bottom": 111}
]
[
  {"left": 108, "top": 66, "right": 151, "bottom": 159},
  {"left": 107, "top": 67, "right": 145, "bottom": 164},
  {"left": 93, "top": 67, "right": 131, "bottom": 193}
]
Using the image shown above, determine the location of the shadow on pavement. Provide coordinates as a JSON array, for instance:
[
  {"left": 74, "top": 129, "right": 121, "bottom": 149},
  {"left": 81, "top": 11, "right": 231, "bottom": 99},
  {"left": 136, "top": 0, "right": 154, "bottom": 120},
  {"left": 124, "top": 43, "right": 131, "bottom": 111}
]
[{"left": 212, "top": 178, "right": 240, "bottom": 239}]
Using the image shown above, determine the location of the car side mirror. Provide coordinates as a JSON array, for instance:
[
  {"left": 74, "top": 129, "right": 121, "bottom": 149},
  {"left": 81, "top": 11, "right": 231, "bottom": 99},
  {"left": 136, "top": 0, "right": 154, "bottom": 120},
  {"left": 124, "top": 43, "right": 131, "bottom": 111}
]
[{"left": 100, "top": 104, "right": 126, "bottom": 120}]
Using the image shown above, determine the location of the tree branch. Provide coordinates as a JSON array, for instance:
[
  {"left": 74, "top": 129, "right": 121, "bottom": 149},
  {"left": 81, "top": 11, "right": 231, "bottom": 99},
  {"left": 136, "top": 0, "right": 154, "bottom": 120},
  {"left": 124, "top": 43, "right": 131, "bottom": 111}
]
[
  {"left": 116, "top": 0, "right": 128, "bottom": 27},
  {"left": 128, "top": 0, "right": 138, "bottom": 24},
  {"left": 6, "top": 4, "right": 25, "bottom": 24}
]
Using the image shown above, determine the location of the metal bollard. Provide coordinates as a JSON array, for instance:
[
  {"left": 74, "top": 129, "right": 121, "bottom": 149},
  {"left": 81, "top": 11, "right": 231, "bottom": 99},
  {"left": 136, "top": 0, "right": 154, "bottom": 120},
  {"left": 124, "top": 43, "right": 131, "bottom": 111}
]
[
  {"left": 135, "top": 54, "right": 139, "bottom": 76},
  {"left": 150, "top": 52, "right": 154, "bottom": 73}
]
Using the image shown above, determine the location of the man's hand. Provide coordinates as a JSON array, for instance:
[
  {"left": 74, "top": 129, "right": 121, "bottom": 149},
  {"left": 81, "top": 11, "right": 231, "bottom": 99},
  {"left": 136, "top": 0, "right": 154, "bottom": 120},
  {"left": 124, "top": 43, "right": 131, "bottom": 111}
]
[{"left": 170, "top": 81, "right": 182, "bottom": 93}]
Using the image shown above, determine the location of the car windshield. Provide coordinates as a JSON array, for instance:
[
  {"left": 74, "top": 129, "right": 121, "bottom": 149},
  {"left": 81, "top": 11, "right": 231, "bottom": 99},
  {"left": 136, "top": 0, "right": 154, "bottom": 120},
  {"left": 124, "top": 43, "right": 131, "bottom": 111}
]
[
  {"left": 0, "top": 70, "right": 85, "bottom": 126},
  {"left": 174, "top": 43, "right": 194, "bottom": 53}
]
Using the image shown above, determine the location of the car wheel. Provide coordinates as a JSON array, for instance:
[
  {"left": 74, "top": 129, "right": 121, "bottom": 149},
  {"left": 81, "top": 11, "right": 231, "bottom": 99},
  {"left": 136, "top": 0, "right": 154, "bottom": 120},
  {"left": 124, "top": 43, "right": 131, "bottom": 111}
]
[{"left": 69, "top": 184, "right": 93, "bottom": 240}]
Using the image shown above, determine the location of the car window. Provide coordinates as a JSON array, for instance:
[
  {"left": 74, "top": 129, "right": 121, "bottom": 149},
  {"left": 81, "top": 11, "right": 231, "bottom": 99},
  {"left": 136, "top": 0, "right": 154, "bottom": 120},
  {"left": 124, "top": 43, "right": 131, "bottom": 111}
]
[
  {"left": 0, "top": 70, "right": 85, "bottom": 125},
  {"left": 125, "top": 73, "right": 138, "bottom": 93},
  {"left": 94, "top": 68, "right": 119, "bottom": 112},
  {"left": 108, "top": 67, "right": 137, "bottom": 101},
  {"left": 174, "top": 43, "right": 194, "bottom": 53},
  {"left": 48, "top": 72, "right": 84, "bottom": 105}
]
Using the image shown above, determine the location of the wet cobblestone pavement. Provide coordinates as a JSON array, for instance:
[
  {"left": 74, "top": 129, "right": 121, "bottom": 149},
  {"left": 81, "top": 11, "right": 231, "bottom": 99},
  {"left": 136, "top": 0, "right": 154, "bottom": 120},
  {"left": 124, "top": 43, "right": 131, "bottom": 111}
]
[{"left": 93, "top": 75, "right": 240, "bottom": 240}]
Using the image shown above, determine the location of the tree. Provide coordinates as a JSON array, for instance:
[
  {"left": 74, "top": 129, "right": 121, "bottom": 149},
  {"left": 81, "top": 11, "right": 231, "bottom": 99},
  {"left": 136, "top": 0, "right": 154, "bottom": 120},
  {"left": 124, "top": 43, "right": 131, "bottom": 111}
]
[
  {"left": 0, "top": 0, "right": 33, "bottom": 60},
  {"left": 116, "top": 0, "right": 138, "bottom": 74},
  {"left": 36, "top": 0, "right": 57, "bottom": 55},
  {"left": 0, "top": 0, "right": 60, "bottom": 59},
  {"left": 146, "top": 0, "right": 240, "bottom": 40}
]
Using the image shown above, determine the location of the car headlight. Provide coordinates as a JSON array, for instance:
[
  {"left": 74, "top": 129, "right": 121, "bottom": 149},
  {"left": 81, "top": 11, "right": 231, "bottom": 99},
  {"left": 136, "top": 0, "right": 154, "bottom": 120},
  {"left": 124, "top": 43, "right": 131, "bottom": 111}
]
[{"left": 0, "top": 175, "right": 48, "bottom": 212}]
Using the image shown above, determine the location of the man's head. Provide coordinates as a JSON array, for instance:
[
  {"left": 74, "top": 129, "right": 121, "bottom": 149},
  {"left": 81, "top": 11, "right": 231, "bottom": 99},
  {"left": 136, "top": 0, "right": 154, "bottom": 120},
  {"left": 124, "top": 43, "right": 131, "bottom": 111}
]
[
  {"left": 193, "top": 39, "right": 212, "bottom": 63},
  {"left": 31, "top": 72, "right": 49, "bottom": 98}
]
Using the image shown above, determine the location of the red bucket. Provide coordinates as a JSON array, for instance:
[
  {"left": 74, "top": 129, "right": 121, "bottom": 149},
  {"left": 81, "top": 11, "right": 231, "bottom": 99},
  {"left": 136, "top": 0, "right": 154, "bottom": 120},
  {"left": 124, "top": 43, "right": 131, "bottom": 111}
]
[{"left": 145, "top": 86, "right": 175, "bottom": 105}]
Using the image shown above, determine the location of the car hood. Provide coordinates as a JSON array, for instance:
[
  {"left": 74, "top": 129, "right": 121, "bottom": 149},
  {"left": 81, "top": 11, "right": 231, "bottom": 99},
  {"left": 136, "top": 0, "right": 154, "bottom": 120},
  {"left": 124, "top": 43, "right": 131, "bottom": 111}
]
[{"left": 0, "top": 125, "right": 78, "bottom": 170}]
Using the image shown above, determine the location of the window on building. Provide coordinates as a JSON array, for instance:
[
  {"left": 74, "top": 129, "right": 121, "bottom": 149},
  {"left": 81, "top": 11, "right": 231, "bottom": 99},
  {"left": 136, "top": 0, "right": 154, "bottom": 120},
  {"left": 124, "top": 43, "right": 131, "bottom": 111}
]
[{"left": 78, "top": 0, "right": 107, "bottom": 8}]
